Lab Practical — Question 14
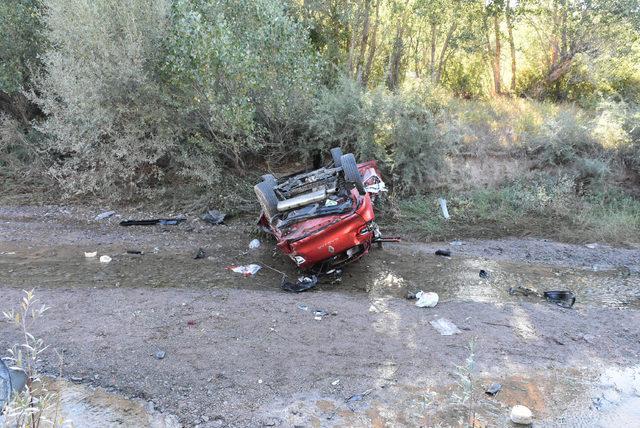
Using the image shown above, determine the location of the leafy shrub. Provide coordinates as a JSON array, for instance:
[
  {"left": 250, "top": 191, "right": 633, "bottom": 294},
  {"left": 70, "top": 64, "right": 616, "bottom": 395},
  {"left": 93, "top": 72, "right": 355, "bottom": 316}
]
[
  {"left": 305, "top": 76, "right": 385, "bottom": 163},
  {"left": 165, "top": 0, "right": 319, "bottom": 169},
  {"left": 32, "top": 0, "right": 177, "bottom": 196},
  {"left": 531, "top": 108, "right": 598, "bottom": 166},
  {"left": 387, "top": 93, "right": 449, "bottom": 193}
]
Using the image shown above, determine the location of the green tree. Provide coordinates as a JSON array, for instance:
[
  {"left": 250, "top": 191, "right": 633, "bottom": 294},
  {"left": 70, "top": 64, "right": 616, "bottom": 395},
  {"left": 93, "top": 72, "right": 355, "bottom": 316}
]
[{"left": 0, "top": 0, "right": 45, "bottom": 123}]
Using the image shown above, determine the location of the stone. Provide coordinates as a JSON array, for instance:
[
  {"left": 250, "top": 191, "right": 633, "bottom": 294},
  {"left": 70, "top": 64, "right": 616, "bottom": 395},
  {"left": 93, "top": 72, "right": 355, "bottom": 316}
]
[{"left": 510, "top": 405, "right": 533, "bottom": 425}]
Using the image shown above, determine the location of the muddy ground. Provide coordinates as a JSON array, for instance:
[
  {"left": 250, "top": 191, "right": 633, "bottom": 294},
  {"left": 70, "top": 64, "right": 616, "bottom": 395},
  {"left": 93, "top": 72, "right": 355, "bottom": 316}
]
[{"left": 1, "top": 205, "right": 639, "bottom": 427}]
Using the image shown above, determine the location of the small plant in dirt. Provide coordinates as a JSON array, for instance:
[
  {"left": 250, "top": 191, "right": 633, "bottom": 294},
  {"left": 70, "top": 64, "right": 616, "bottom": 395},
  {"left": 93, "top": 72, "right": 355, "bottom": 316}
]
[
  {"left": 2, "top": 289, "right": 64, "bottom": 427},
  {"left": 452, "top": 339, "right": 478, "bottom": 427}
]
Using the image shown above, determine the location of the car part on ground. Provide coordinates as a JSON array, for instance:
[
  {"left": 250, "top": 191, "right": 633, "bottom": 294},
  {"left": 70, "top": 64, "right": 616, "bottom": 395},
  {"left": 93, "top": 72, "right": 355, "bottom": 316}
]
[{"left": 255, "top": 147, "right": 392, "bottom": 271}]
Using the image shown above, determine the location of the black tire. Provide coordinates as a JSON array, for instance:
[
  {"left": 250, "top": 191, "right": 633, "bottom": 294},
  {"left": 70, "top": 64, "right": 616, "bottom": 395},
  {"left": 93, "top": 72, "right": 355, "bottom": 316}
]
[
  {"left": 254, "top": 180, "right": 278, "bottom": 220},
  {"left": 340, "top": 153, "right": 365, "bottom": 194},
  {"left": 261, "top": 174, "right": 277, "bottom": 185},
  {"left": 330, "top": 147, "right": 343, "bottom": 167}
]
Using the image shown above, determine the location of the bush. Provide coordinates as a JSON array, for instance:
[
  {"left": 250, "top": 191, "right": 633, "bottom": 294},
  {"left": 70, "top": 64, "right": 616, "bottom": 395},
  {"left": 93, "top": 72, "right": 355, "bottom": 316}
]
[
  {"left": 305, "top": 77, "right": 385, "bottom": 163},
  {"left": 32, "top": 0, "right": 177, "bottom": 196},
  {"left": 165, "top": 0, "right": 320, "bottom": 170}
]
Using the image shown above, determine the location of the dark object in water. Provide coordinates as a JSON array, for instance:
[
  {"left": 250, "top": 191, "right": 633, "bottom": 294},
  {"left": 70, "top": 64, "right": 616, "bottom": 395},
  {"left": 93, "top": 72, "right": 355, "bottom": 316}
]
[
  {"left": 281, "top": 275, "right": 318, "bottom": 293},
  {"left": 194, "top": 248, "right": 206, "bottom": 260},
  {"left": 120, "top": 218, "right": 186, "bottom": 226},
  {"left": 479, "top": 269, "right": 489, "bottom": 279},
  {"left": 435, "top": 249, "right": 451, "bottom": 257},
  {"left": 485, "top": 383, "right": 502, "bottom": 396},
  {"left": 201, "top": 209, "right": 226, "bottom": 225},
  {"left": 544, "top": 290, "right": 576, "bottom": 308}
]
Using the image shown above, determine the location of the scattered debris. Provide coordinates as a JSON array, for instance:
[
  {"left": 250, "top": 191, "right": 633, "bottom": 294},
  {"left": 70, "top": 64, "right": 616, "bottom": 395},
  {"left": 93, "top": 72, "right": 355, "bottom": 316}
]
[
  {"left": 450, "top": 240, "right": 463, "bottom": 246},
  {"left": 120, "top": 218, "right": 186, "bottom": 226},
  {"left": 126, "top": 250, "right": 143, "bottom": 255},
  {"left": 415, "top": 291, "right": 439, "bottom": 308},
  {"left": 249, "top": 239, "right": 261, "bottom": 249},
  {"left": 99, "top": 255, "right": 112, "bottom": 263},
  {"left": 314, "top": 309, "right": 329, "bottom": 320},
  {"left": 70, "top": 376, "right": 83, "bottom": 383},
  {"left": 510, "top": 404, "right": 533, "bottom": 425},
  {"left": 1, "top": 359, "right": 27, "bottom": 409},
  {"left": 187, "top": 320, "right": 196, "bottom": 327},
  {"left": 435, "top": 249, "right": 451, "bottom": 257},
  {"left": 155, "top": 350, "right": 166, "bottom": 360},
  {"left": 585, "top": 243, "right": 598, "bottom": 249},
  {"left": 281, "top": 275, "right": 318, "bottom": 293},
  {"left": 508, "top": 285, "right": 539, "bottom": 297},
  {"left": 544, "top": 290, "right": 576, "bottom": 308},
  {"left": 438, "top": 198, "right": 450, "bottom": 219},
  {"left": 331, "top": 379, "right": 340, "bottom": 386},
  {"left": 479, "top": 269, "right": 489, "bottom": 279},
  {"left": 201, "top": 209, "right": 226, "bottom": 225},
  {"left": 485, "top": 383, "right": 502, "bottom": 396},
  {"left": 227, "top": 264, "right": 261, "bottom": 277},
  {"left": 297, "top": 304, "right": 309, "bottom": 311},
  {"left": 430, "top": 318, "right": 461, "bottom": 336},
  {"left": 94, "top": 210, "right": 115, "bottom": 221},
  {"left": 405, "top": 291, "right": 418, "bottom": 300},
  {"left": 194, "top": 248, "right": 207, "bottom": 260},
  {"left": 325, "top": 199, "right": 338, "bottom": 206},
  {"left": 346, "top": 389, "right": 372, "bottom": 409},
  {"left": 509, "top": 286, "right": 576, "bottom": 308},
  {"left": 84, "top": 251, "right": 97, "bottom": 258}
]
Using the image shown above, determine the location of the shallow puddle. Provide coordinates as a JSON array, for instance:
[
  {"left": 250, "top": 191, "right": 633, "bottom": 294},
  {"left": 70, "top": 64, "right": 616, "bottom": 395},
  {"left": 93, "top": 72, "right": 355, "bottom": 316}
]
[
  {"left": 259, "top": 364, "right": 640, "bottom": 427},
  {"left": 42, "top": 379, "right": 179, "bottom": 428},
  {"left": 345, "top": 245, "right": 640, "bottom": 308},
  {"left": 0, "top": 242, "right": 637, "bottom": 309}
]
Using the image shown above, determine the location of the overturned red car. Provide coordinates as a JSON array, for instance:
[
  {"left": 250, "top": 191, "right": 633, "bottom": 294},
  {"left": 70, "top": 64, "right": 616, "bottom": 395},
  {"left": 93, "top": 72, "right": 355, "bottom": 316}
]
[{"left": 255, "top": 148, "right": 391, "bottom": 272}]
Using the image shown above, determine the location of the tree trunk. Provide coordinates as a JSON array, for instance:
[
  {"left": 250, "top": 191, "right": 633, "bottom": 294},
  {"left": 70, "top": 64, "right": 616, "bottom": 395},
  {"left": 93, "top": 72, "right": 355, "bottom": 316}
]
[
  {"left": 492, "top": 14, "right": 502, "bottom": 95},
  {"left": 355, "top": 0, "right": 371, "bottom": 83},
  {"left": 429, "top": 22, "right": 437, "bottom": 81},
  {"left": 505, "top": 4, "right": 517, "bottom": 92},
  {"left": 386, "top": 22, "right": 405, "bottom": 91},
  {"left": 435, "top": 22, "right": 457, "bottom": 83},
  {"left": 346, "top": 5, "right": 358, "bottom": 76},
  {"left": 362, "top": 0, "right": 379, "bottom": 86}
]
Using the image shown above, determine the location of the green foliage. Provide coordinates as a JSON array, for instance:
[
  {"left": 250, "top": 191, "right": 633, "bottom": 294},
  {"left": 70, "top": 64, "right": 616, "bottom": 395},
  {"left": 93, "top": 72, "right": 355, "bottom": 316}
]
[
  {"left": 387, "top": 90, "right": 449, "bottom": 193},
  {"left": 0, "top": 0, "right": 44, "bottom": 94},
  {"left": 394, "top": 173, "right": 640, "bottom": 243},
  {"left": 306, "top": 76, "right": 386, "bottom": 162},
  {"left": 165, "top": 0, "right": 320, "bottom": 168}
]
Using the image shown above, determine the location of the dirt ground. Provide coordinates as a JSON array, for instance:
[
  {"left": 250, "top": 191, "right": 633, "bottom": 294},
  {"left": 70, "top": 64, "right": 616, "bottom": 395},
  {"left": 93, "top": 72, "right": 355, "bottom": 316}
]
[{"left": 1, "top": 205, "right": 639, "bottom": 427}]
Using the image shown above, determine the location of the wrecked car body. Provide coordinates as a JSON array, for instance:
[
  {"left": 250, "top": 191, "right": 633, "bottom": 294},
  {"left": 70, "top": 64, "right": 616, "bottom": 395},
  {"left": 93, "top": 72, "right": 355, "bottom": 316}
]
[{"left": 255, "top": 148, "right": 388, "bottom": 271}]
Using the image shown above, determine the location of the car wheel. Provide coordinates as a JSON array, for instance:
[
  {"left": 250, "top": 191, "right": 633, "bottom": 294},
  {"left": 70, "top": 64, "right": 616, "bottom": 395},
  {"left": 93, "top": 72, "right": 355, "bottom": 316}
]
[
  {"left": 330, "top": 147, "right": 343, "bottom": 167},
  {"left": 340, "top": 153, "right": 365, "bottom": 194},
  {"left": 254, "top": 180, "right": 279, "bottom": 220}
]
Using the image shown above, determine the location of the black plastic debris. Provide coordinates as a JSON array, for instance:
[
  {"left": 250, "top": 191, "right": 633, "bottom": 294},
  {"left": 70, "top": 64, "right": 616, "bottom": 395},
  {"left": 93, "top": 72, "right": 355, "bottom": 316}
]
[
  {"left": 194, "top": 248, "right": 207, "bottom": 260},
  {"left": 406, "top": 291, "right": 418, "bottom": 300},
  {"left": 120, "top": 218, "right": 186, "bottom": 226},
  {"left": 201, "top": 209, "right": 226, "bottom": 225},
  {"left": 126, "top": 250, "right": 143, "bottom": 255},
  {"left": 281, "top": 275, "right": 318, "bottom": 293},
  {"left": 435, "top": 249, "right": 451, "bottom": 257},
  {"left": 544, "top": 290, "right": 576, "bottom": 308},
  {"left": 485, "top": 383, "right": 502, "bottom": 396},
  {"left": 479, "top": 269, "right": 489, "bottom": 279}
]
